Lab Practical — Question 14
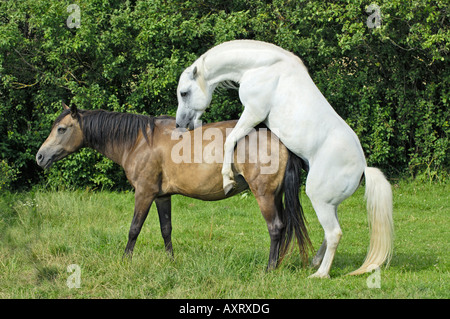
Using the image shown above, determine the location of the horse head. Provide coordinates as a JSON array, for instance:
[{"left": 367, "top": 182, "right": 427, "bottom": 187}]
[
  {"left": 176, "top": 63, "right": 212, "bottom": 130},
  {"left": 36, "top": 102, "right": 84, "bottom": 169}
]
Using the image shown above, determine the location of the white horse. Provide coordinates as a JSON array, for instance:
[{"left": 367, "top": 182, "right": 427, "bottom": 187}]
[{"left": 175, "top": 40, "right": 393, "bottom": 278}]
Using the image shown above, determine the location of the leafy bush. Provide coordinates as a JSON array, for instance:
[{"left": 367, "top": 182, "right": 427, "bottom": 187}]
[
  {"left": 43, "top": 149, "right": 128, "bottom": 191},
  {"left": 0, "top": 160, "right": 19, "bottom": 191},
  {"left": 0, "top": 0, "right": 448, "bottom": 190}
]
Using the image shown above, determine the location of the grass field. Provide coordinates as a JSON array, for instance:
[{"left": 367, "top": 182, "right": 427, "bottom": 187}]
[{"left": 0, "top": 180, "right": 448, "bottom": 299}]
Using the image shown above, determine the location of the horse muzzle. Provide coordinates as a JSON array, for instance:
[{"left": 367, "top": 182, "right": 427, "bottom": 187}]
[
  {"left": 175, "top": 121, "right": 196, "bottom": 131},
  {"left": 176, "top": 108, "right": 205, "bottom": 131},
  {"left": 36, "top": 151, "right": 53, "bottom": 169},
  {"left": 175, "top": 110, "right": 196, "bottom": 131},
  {"left": 36, "top": 148, "right": 64, "bottom": 169}
]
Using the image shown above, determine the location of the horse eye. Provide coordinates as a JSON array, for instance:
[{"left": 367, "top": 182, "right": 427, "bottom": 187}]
[
  {"left": 180, "top": 91, "right": 188, "bottom": 97},
  {"left": 57, "top": 127, "right": 67, "bottom": 134}
]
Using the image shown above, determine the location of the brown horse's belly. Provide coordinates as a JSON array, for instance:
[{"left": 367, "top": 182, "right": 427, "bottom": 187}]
[{"left": 161, "top": 163, "right": 248, "bottom": 201}]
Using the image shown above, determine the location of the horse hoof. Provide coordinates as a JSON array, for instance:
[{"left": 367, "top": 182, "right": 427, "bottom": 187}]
[
  {"left": 308, "top": 271, "right": 330, "bottom": 279},
  {"left": 223, "top": 180, "right": 236, "bottom": 195},
  {"left": 122, "top": 251, "right": 133, "bottom": 262}
]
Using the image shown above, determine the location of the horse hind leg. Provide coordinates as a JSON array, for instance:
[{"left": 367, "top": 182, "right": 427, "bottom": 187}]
[
  {"left": 308, "top": 200, "right": 342, "bottom": 278},
  {"left": 155, "top": 196, "right": 174, "bottom": 259},
  {"left": 311, "top": 239, "right": 327, "bottom": 268},
  {"left": 305, "top": 148, "right": 364, "bottom": 277},
  {"left": 267, "top": 221, "right": 285, "bottom": 270},
  {"left": 254, "top": 194, "right": 284, "bottom": 270}
]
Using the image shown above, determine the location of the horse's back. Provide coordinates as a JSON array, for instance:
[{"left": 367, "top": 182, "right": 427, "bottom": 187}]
[{"left": 155, "top": 119, "right": 288, "bottom": 200}]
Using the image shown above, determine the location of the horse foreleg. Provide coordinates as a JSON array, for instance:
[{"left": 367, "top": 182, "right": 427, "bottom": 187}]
[
  {"left": 155, "top": 196, "right": 174, "bottom": 259},
  {"left": 124, "top": 190, "right": 156, "bottom": 259},
  {"left": 222, "top": 108, "right": 264, "bottom": 194},
  {"left": 222, "top": 138, "right": 237, "bottom": 195},
  {"left": 311, "top": 239, "right": 327, "bottom": 268}
]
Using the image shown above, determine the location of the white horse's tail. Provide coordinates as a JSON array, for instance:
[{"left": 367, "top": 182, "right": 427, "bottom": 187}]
[{"left": 348, "top": 167, "right": 394, "bottom": 275}]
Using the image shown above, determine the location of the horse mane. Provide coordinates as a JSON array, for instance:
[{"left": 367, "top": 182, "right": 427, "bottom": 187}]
[
  {"left": 217, "top": 80, "right": 240, "bottom": 91},
  {"left": 82, "top": 109, "right": 159, "bottom": 152},
  {"left": 55, "top": 109, "right": 171, "bottom": 152}
]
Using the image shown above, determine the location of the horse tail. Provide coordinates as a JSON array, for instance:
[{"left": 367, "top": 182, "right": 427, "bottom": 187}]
[
  {"left": 348, "top": 167, "right": 394, "bottom": 275},
  {"left": 278, "top": 151, "right": 312, "bottom": 266}
]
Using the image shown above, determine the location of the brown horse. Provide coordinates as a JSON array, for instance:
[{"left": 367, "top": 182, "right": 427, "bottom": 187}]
[{"left": 36, "top": 103, "right": 311, "bottom": 270}]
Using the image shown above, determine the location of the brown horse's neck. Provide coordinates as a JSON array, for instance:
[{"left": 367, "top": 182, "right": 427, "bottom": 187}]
[
  {"left": 88, "top": 138, "right": 133, "bottom": 167},
  {"left": 78, "top": 110, "right": 155, "bottom": 166}
]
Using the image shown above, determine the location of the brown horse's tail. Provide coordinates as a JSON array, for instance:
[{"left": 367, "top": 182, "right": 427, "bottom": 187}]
[{"left": 279, "top": 151, "right": 313, "bottom": 266}]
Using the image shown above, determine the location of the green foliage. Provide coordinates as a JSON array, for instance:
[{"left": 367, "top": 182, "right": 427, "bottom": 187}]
[
  {"left": 0, "top": 0, "right": 448, "bottom": 190},
  {"left": 43, "top": 149, "right": 129, "bottom": 191},
  {"left": 0, "top": 160, "right": 19, "bottom": 191}
]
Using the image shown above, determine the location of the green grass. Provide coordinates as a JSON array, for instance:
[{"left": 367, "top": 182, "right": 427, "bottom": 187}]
[{"left": 0, "top": 181, "right": 448, "bottom": 298}]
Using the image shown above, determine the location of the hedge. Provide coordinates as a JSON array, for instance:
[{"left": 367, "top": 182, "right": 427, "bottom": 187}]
[{"left": 0, "top": 0, "right": 448, "bottom": 190}]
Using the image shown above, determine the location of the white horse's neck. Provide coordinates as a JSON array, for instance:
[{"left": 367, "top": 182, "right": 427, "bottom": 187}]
[{"left": 197, "top": 40, "right": 307, "bottom": 86}]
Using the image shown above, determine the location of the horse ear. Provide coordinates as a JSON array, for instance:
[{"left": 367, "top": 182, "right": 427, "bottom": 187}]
[
  {"left": 62, "top": 101, "right": 70, "bottom": 110},
  {"left": 70, "top": 104, "right": 78, "bottom": 118},
  {"left": 191, "top": 66, "right": 198, "bottom": 79}
]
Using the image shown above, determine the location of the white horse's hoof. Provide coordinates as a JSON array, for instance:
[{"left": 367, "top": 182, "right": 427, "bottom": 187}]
[
  {"left": 223, "top": 178, "right": 236, "bottom": 195},
  {"left": 308, "top": 271, "right": 330, "bottom": 279}
]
